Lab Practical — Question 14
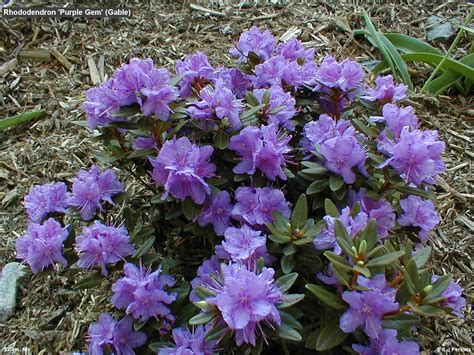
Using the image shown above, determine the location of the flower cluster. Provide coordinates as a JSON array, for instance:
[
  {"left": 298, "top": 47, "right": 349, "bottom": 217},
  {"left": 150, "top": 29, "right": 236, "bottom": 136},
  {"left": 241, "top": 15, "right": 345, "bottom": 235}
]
[
  {"left": 23, "top": 182, "right": 69, "bottom": 223},
  {"left": 158, "top": 326, "right": 216, "bottom": 355}
]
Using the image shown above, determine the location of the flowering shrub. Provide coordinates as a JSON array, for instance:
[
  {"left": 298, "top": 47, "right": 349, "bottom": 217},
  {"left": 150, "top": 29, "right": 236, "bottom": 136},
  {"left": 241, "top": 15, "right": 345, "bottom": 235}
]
[{"left": 16, "top": 26, "right": 466, "bottom": 354}]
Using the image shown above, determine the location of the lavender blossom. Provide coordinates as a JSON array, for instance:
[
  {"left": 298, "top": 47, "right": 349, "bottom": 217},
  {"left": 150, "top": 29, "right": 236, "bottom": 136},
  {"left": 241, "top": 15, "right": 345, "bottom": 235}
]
[
  {"left": 276, "top": 38, "right": 315, "bottom": 62},
  {"left": 132, "top": 136, "right": 158, "bottom": 151},
  {"left": 230, "top": 26, "right": 276, "bottom": 63},
  {"left": 75, "top": 221, "right": 135, "bottom": 276},
  {"left": 87, "top": 314, "right": 146, "bottom": 355},
  {"left": 197, "top": 191, "right": 233, "bottom": 236},
  {"left": 175, "top": 52, "right": 214, "bottom": 98},
  {"left": 253, "top": 55, "right": 287, "bottom": 88},
  {"left": 68, "top": 166, "right": 123, "bottom": 221},
  {"left": 112, "top": 58, "right": 155, "bottom": 106},
  {"left": 340, "top": 289, "right": 399, "bottom": 338},
  {"left": 398, "top": 196, "right": 439, "bottom": 242},
  {"left": 362, "top": 75, "right": 408, "bottom": 104},
  {"left": 371, "top": 104, "right": 418, "bottom": 139},
  {"left": 213, "top": 67, "right": 252, "bottom": 98},
  {"left": 232, "top": 186, "right": 291, "bottom": 226},
  {"left": 112, "top": 263, "right": 177, "bottom": 322},
  {"left": 150, "top": 137, "right": 216, "bottom": 204},
  {"left": 352, "top": 329, "right": 419, "bottom": 355},
  {"left": 16, "top": 218, "right": 69, "bottom": 273},
  {"left": 158, "top": 326, "right": 216, "bottom": 355},
  {"left": 140, "top": 67, "right": 179, "bottom": 120},
  {"left": 217, "top": 225, "right": 267, "bottom": 264},
  {"left": 253, "top": 86, "right": 297, "bottom": 131},
  {"left": 379, "top": 128, "right": 445, "bottom": 186},
  {"left": 207, "top": 264, "right": 282, "bottom": 346},
  {"left": 190, "top": 256, "right": 220, "bottom": 303},
  {"left": 83, "top": 79, "right": 123, "bottom": 129},
  {"left": 431, "top": 276, "right": 466, "bottom": 317},
  {"left": 316, "top": 56, "right": 365, "bottom": 92},
  {"left": 23, "top": 182, "right": 69, "bottom": 223}
]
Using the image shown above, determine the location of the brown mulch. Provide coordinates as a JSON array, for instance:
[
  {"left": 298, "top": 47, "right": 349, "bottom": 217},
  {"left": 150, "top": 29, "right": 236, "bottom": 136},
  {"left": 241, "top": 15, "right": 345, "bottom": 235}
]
[{"left": 0, "top": 1, "right": 472, "bottom": 353}]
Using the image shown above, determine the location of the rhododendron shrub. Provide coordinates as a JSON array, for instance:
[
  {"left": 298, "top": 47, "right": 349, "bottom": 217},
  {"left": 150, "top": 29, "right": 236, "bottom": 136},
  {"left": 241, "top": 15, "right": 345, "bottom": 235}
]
[{"left": 16, "top": 27, "right": 465, "bottom": 354}]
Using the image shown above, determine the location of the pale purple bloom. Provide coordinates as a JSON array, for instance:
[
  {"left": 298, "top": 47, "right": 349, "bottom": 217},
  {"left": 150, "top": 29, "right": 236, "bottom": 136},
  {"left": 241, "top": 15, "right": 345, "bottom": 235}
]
[
  {"left": 218, "top": 225, "right": 267, "bottom": 263},
  {"left": 23, "top": 182, "right": 69, "bottom": 223},
  {"left": 352, "top": 329, "right": 419, "bottom": 355},
  {"left": 316, "top": 56, "right": 365, "bottom": 92},
  {"left": 188, "top": 80, "right": 243, "bottom": 130},
  {"left": 363, "top": 75, "right": 407, "bottom": 104},
  {"left": 349, "top": 188, "right": 395, "bottom": 239},
  {"left": 431, "top": 276, "right": 466, "bottom": 317},
  {"left": 230, "top": 26, "right": 276, "bottom": 63},
  {"left": 357, "top": 274, "right": 397, "bottom": 299},
  {"left": 379, "top": 128, "right": 445, "bottom": 186},
  {"left": 158, "top": 326, "right": 216, "bottom": 355},
  {"left": 232, "top": 186, "right": 291, "bottom": 226},
  {"left": 175, "top": 52, "right": 214, "bottom": 98},
  {"left": 253, "top": 86, "right": 297, "bottom": 130},
  {"left": 68, "top": 166, "right": 124, "bottom": 221},
  {"left": 112, "top": 263, "right": 177, "bottom": 322},
  {"left": 320, "top": 135, "right": 366, "bottom": 184},
  {"left": 371, "top": 104, "right": 418, "bottom": 139},
  {"left": 75, "top": 221, "right": 135, "bottom": 276},
  {"left": 301, "top": 114, "right": 354, "bottom": 153},
  {"left": 398, "top": 196, "right": 440, "bottom": 242},
  {"left": 83, "top": 79, "right": 123, "bottom": 129},
  {"left": 276, "top": 38, "right": 315, "bottom": 62},
  {"left": 132, "top": 136, "right": 157, "bottom": 151},
  {"left": 208, "top": 264, "right": 282, "bottom": 346},
  {"left": 112, "top": 58, "right": 155, "bottom": 106},
  {"left": 213, "top": 67, "right": 252, "bottom": 98},
  {"left": 253, "top": 55, "right": 287, "bottom": 88},
  {"left": 190, "top": 256, "right": 220, "bottom": 303},
  {"left": 140, "top": 68, "right": 179, "bottom": 120},
  {"left": 229, "top": 124, "right": 291, "bottom": 181},
  {"left": 340, "top": 289, "right": 399, "bottom": 338},
  {"left": 150, "top": 137, "right": 216, "bottom": 204},
  {"left": 197, "top": 191, "right": 233, "bottom": 236},
  {"left": 16, "top": 218, "right": 69, "bottom": 273},
  {"left": 314, "top": 207, "right": 368, "bottom": 254},
  {"left": 87, "top": 314, "right": 146, "bottom": 355}
]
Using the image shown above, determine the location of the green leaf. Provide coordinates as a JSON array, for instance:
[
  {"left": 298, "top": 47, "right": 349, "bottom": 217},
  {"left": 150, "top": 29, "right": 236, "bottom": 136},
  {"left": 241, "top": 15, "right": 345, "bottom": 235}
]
[
  {"left": 240, "top": 103, "right": 265, "bottom": 121},
  {"left": 359, "top": 219, "right": 378, "bottom": 250},
  {"left": 182, "top": 198, "right": 195, "bottom": 221},
  {"left": 412, "top": 246, "right": 431, "bottom": 268},
  {"left": 305, "top": 284, "right": 347, "bottom": 311},
  {"left": 426, "top": 53, "right": 474, "bottom": 95},
  {"left": 188, "top": 312, "right": 216, "bottom": 325},
  {"left": 280, "top": 310, "right": 303, "bottom": 330},
  {"left": 127, "top": 148, "right": 154, "bottom": 159},
  {"left": 383, "top": 33, "right": 441, "bottom": 55},
  {"left": 73, "top": 271, "right": 103, "bottom": 290},
  {"left": 305, "top": 329, "right": 320, "bottom": 350},
  {"left": 426, "top": 274, "right": 452, "bottom": 301},
  {"left": 329, "top": 175, "right": 344, "bottom": 192},
  {"left": 291, "top": 194, "right": 307, "bottom": 229},
  {"left": 278, "top": 293, "right": 305, "bottom": 309},
  {"left": 133, "top": 236, "right": 156, "bottom": 258},
  {"left": 277, "top": 323, "right": 303, "bottom": 342},
  {"left": 353, "top": 264, "right": 371, "bottom": 278},
  {"left": 245, "top": 91, "right": 260, "bottom": 106},
  {"left": 366, "top": 251, "right": 404, "bottom": 267},
  {"left": 306, "top": 180, "right": 329, "bottom": 195},
  {"left": 281, "top": 255, "right": 296, "bottom": 274},
  {"left": 282, "top": 243, "right": 297, "bottom": 256},
  {"left": 382, "top": 313, "right": 420, "bottom": 331},
  {"left": 112, "top": 104, "right": 140, "bottom": 117},
  {"left": 351, "top": 118, "right": 378, "bottom": 137},
  {"left": 205, "top": 323, "right": 228, "bottom": 341},
  {"left": 275, "top": 273, "right": 299, "bottom": 293},
  {"left": 316, "top": 320, "right": 348, "bottom": 351},
  {"left": 324, "top": 199, "right": 339, "bottom": 217},
  {"left": 0, "top": 111, "right": 45, "bottom": 131},
  {"left": 300, "top": 161, "right": 328, "bottom": 175},
  {"left": 404, "top": 259, "right": 421, "bottom": 294},
  {"left": 213, "top": 130, "right": 229, "bottom": 149},
  {"left": 193, "top": 286, "right": 216, "bottom": 301},
  {"left": 324, "top": 251, "right": 353, "bottom": 272},
  {"left": 408, "top": 302, "right": 446, "bottom": 317},
  {"left": 395, "top": 185, "right": 435, "bottom": 200}
]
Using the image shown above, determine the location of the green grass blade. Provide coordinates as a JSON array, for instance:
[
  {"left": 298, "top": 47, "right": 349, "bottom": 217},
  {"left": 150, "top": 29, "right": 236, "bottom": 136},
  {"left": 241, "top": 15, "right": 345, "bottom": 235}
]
[
  {"left": 0, "top": 111, "right": 45, "bottom": 131},
  {"left": 383, "top": 33, "right": 441, "bottom": 55},
  {"left": 426, "top": 54, "right": 474, "bottom": 95},
  {"left": 379, "top": 35, "right": 413, "bottom": 90}
]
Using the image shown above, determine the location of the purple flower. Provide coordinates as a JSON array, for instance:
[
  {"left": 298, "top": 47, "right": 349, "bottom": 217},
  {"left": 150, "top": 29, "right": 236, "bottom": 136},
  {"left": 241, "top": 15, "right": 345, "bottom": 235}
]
[
  {"left": 140, "top": 68, "right": 178, "bottom": 120},
  {"left": 314, "top": 207, "right": 368, "bottom": 254},
  {"left": 83, "top": 79, "right": 123, "bottom": 129},
  {"left": 379, "top": 128, "right": 445, "bottom": 186},
  {"left": 207, "top": 264, "right": 282, "bottom": 346},
  {"left": 213, "top": 67, "right": 252, "bottom": 98},
  {"left": 253, "top": 86, "right": 297, "bottom": 131},
  {"left": 175, "top": 52, "right": 214, "bottom": 98},
  {"left": 349, "top": 188, "right": 395, "bottom": 239},
  {"left": 190, "top": 256, "right": 220, "bottom": 303},
  {"left": 112, "top": 58, "right": 155, "bottom": 106},
  {"left": 371, "top": 104, "right": 418, "bottom": 139},
  {"left": 301, "top": 114, "right": 354, "bottom": 153},
  {"left": 352, "top": 329, "right": 419, "bottom": 355},
  {"left": 23, "top": 182, "right": 69, "bottom": 223},
  {"left": 188, "top": 80, "right": 244, "bottom": 130},
  {"left": 150, "top": 137, "right": 216, "bottom": 204},
  {"left": 158, "top": 326, "right": 216, "bottom": 355},
  {"left": 253, "top": 55, "right": 287, "bottom": 88},
  {"left": 217, "top": 225, "right": 267, "bottom": 264},
  {"left": 340, "top": 289, "right": 399, "bottom": 338},
  {"left": 398, "top": 196, "right": 440, "bottom": 242},
  {"left": 197, "top": 191, "right": 233, "bottom": 236},
  {"left": 276, "top": 38, "right": 315, "bottom": 62},
  {"left": 431, "top": 276, "right": 466, "bottom": 317},
  {"left": 132, "top": 136, "right": 158, "bottom": 151},
  {"left": 87, "top": 314, "right": 146, "bottom": 355},
  {"left": 230, "top": 26, "right": 276, "bottom": 63},
  {"left": 229, "top": 124, "right": 291, "bottom": 181},
  {"left": 16, "top": 218, "right": 68, "bottom": 273},
  {"left": 316, "top": 56, "right": 365, "bottom": 92},
  {"left": 112, "top": 263, "right": 177, "bottom": 322},
  {"left": 363, "top": 75, "right": 407, "bottom": 104},
  {"left": 320, "top": 135, "right": 366, "bottom": 184},
  {"left": 75, "top": 221, "right": 135, "bottom": 276},
  {"left": 232, "top": 186, "right": 291, "bottom": 226},
  {"left": 68, "top": 166, "right": 123, "bottom": 221},
  {"left": 357, "top": 274, "right": 397, "bottom": 299}
]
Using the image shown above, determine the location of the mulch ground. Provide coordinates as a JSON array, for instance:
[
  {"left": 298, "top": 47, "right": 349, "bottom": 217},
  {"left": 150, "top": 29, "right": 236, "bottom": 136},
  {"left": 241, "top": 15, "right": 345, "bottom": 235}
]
[{"left": 0, "top": 1, "right": 472, "bottom": 353}]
